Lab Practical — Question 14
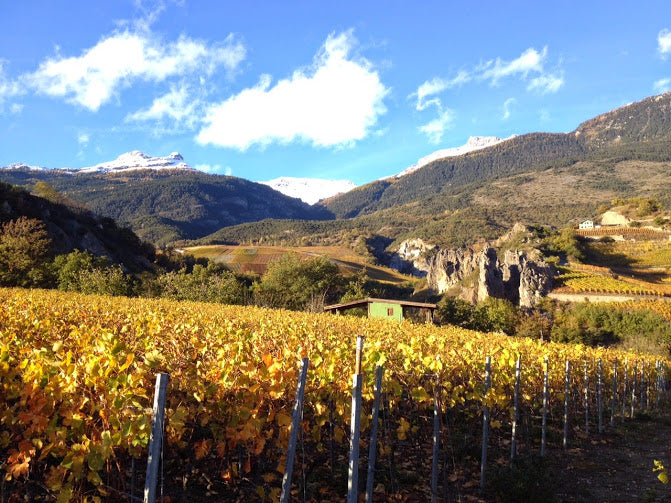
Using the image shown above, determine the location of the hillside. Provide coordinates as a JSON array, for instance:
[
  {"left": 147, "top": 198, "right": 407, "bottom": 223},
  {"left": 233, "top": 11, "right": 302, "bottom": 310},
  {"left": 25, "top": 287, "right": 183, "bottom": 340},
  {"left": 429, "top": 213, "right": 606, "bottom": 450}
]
[
  {"left": 5, "top": 93, "right": 671, "bottom": 253},
  {"left": 0, "top": 164, "right": 333, "bottom": 246},
  {"left": 202, "top": 93, "right": 671, "bottom": 252},
  {"left": 0, "top": 182, "right": 155, "bottom": 272},
  {"left": 184, "top": 244, "right": 414, "bottom": 284}
]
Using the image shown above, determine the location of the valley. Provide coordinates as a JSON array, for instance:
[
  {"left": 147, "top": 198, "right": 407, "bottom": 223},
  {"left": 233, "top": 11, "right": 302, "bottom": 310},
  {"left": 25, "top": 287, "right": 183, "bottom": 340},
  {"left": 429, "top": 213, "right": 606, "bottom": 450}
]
[{"left": 3, "top": 92, "right": 671, "bottom": 502}]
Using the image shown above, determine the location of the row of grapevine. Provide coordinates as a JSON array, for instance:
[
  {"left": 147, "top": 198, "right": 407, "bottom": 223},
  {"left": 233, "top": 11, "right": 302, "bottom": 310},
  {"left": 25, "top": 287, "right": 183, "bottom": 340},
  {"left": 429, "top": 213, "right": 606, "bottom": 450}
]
[
  {"left": 576, "top": 227, "right": 670, "bottom": 238},
  {"left": 556, "top": 266, "right": 659, "bottom": 296},
  {"left": 0, "top": 287, "right": 669, "bottom": 501}
]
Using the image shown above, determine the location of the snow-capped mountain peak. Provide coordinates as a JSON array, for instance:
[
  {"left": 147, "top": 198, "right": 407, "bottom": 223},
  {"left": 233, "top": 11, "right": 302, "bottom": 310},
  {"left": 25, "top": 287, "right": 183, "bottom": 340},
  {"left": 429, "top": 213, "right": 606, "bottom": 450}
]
[
  {"left": 398, "top": 135, "right": 516, "bottom": 178},
  {"left": 261, "top": 177, "right": 357, "bottom": 205},
  {"left": 4, "top": 162, "right": 49, "bottom": 172},
  {"left": 78, "top": 151, "right": 195, "bottom": 173}
]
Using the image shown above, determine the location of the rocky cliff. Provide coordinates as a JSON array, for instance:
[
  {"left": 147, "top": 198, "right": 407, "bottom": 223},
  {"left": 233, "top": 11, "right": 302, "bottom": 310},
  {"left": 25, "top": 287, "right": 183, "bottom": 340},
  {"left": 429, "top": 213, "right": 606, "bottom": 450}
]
[{"left": 426, "top": 246, "right": 554, "bottom": 307}]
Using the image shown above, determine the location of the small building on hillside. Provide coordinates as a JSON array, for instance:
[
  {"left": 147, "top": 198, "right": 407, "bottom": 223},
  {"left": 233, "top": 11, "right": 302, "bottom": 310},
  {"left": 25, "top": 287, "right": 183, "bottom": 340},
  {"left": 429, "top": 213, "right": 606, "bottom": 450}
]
[
  {"left": 579, "top": 219, "right": 594, "bottom": 230},
  {"left": 323, "top": 297, "right": 437, "bottom": 323}
]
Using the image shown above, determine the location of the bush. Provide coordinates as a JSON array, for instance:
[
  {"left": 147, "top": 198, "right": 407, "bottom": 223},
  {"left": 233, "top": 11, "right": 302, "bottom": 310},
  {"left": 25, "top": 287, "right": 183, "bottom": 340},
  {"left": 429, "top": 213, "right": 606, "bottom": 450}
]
[
  {"left": 54, "top": 250, "right": 134, "bottom": 297},
  {"left": 550, "top": 303, "right": 671, "bottom": 352},
  {"left": 152, "top": 262, "right": 249, "bottom": 305}
]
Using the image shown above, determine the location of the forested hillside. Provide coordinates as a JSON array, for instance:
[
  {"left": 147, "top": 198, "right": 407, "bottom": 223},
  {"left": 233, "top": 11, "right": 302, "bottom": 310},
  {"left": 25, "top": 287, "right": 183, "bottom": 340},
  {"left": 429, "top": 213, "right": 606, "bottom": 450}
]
[
  {"left": 0, "top": 182, "right": 155, "bottom": 272},
  {"left": 0, "top": 169, "right": 333, "bottom": 245}
]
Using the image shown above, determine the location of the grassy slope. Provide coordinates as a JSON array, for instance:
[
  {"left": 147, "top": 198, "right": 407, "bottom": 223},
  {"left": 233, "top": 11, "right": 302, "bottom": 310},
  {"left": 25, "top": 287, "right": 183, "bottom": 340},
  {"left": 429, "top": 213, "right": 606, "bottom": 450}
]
[{"left": 184, "top": 244, "right": 415, "bottom": 284}]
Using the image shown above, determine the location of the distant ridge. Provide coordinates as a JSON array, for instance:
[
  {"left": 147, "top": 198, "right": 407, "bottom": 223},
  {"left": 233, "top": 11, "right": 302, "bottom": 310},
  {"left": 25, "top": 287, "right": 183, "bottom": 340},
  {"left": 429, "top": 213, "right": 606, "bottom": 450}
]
[
  {"left": 397, "top": 135, "right": 515, "bottom": 178},
  {"left": 2, "top": 151, "right": 196, "bottom": 175}
]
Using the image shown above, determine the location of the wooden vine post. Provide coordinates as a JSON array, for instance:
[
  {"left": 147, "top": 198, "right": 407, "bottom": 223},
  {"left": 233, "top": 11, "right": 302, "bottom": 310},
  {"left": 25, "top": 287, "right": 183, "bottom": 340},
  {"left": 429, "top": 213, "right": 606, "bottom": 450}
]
[
  {"left": 365, "top": 365, "right": 384, "bottom": 503},
  {"left": 347, "top": 336, "right": 365, "bottom": 503},
  {"left": 280, "top": 358, "right": 310, "bottom": 503},
  {"left": 144, "top": 373, "right": 169, "bottom": 503}
]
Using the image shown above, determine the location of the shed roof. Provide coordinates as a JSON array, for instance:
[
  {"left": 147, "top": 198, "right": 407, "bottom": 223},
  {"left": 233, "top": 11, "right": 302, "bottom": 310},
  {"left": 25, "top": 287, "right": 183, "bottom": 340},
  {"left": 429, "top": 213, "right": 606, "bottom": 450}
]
[{"left": 323, "top": 297, "right": 437, "bottom": 312}]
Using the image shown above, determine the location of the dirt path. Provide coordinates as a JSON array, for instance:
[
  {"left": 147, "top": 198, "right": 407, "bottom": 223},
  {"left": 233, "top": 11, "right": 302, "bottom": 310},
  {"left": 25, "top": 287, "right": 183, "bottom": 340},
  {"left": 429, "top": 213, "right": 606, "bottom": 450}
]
[{"left": 552, "top": 409, "right": 671, "bottom": 502}]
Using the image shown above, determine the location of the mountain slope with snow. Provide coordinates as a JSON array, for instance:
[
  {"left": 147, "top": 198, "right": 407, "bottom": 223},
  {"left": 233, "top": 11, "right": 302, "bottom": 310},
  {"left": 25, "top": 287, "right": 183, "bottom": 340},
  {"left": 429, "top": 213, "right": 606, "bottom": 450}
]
[
  {"left": 261, "top": 177, "right": 356, "bottom": 205},
  {"left": 79, "top": 151, "right": 196, "bottom": 173},
  {"left": 397, "top": 136, "right": 515, "bottom": 178},
  {"left": 2, "top": 151, "right": 196, "bottom": 174}
]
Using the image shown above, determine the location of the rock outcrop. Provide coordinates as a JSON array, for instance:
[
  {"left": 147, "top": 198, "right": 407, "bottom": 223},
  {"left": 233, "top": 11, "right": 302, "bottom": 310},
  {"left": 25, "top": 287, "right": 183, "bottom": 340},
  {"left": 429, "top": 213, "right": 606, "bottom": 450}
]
[
  {"left": 427, "top": 246, "right": 554, "bottom": 307},
  {"left": 425, "top": 247, "right": 482, "bottom": 294},
  {"left": 389, "top": 238, "right": 435, "bottom": 277}
]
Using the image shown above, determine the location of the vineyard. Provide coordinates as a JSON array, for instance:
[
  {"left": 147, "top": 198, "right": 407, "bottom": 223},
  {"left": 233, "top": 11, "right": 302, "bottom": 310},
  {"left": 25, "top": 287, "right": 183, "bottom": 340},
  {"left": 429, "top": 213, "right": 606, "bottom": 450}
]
[
  {"left": 555, "top": 266, "right": 661, "bottom": 296},
  {"left": 615, "top": 300, "right": 671, "bottom": 322},
  {"left": 0, "top": 288, "right": 669, "bottom": 502},
  {"left": 582, "top": 239, "right": 671, "bottom": 269},
  {"left": 184, "top": 245, "right": 412, "bottom": 284},
  {"left": 576, "top": 227, "right": 670, "bottom": 239}
]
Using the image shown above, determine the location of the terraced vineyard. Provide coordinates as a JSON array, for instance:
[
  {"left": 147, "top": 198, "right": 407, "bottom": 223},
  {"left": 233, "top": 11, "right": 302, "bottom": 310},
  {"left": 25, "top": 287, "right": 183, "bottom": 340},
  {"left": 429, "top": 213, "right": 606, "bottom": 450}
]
[
  {"left": 0, "top": 288, "right": 666, "bottom": 501},
  {"left": 555, "top": 265, "right": 660, "bottom": 296}
]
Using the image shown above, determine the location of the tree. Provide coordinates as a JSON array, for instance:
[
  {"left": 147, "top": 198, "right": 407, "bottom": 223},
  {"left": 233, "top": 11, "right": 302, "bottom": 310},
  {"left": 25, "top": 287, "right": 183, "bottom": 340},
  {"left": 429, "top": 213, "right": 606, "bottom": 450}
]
[
  {"left": 472, "top": 298, "right": 520, "bottom": 335},
  {"left": 53, "top": 250, "right": 134, "bottom": 297},
  {"left": 435, "top": 296, "right": 474, "bottom": 328},
  {"left": 254, "top": 254, "right": 340, "bottom": 311},
  {"left": 0, "top": 217, "right": 53, "bottom": 287},
  {"left": 552, "top": 227, "right": 585, "bottom": 262}
]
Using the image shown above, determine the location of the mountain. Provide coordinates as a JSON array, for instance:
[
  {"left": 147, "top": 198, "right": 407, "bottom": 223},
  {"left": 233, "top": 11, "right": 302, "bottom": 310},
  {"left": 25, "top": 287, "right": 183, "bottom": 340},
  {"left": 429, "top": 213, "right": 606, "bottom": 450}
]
[
  {"left": 575, "top": 93, "right": 671, "bottom": 148},
  {"left": 397, "top": 135, "right": 515, "bottom": 178},
  {"left": 0, "top": 182, "right": 155, "bottom": 272},
  {"left": 260, "top": 177, "right": 357, "bottom": 204},
  {"left": 202, "top": 92, "right": 671, "bottom": 250},
  {"left": 323, "top": 132, "right": 586, "bottom": 219},
  {"left": 5, "top": 151, "right": 196, "bottom": 175},
  {"left": 0, "top": 152, "right": 333, "bottom": 246},
  {"left": 78, "top": 151, "right": 196, "bottom": 173}
]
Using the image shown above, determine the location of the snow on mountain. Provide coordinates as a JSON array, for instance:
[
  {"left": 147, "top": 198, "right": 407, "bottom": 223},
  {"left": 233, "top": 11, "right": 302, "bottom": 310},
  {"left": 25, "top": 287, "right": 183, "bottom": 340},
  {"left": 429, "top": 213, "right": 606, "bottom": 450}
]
[
  {"left": 261, "top": 177, "right": 357, "bottom": 205},
  {"left": 397, "top": 135, "right": 516, "bottom": 178},
  {"left": 3, "top": 163, "right": 50, "bottom": 172},
  {"left": 79, "top": 151, "right": 195, "bottom": 173},
  {"left": 2, "top": 151, "right": 196, "bottom": 174}
]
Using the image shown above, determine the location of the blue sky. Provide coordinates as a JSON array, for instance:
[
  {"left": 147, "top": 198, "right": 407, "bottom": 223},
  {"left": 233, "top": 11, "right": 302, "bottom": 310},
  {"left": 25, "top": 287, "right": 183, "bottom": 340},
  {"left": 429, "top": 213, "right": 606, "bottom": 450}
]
[{"left": 1, "top": 1, "right": 671, "bottom": 184}]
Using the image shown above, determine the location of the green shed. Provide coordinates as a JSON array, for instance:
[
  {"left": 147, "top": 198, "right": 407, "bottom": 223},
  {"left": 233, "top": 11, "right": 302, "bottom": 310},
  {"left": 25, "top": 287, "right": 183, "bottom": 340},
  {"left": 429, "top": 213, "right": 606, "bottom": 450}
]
[{"left": 323, "top": 297, "right": 437, "bottom": 323}]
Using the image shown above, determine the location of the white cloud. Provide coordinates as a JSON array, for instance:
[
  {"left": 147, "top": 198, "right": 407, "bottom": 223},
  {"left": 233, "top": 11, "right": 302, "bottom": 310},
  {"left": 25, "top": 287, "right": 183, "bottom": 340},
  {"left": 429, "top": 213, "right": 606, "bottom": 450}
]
[
  {"left": 480, "top": 47, "right": 546, "bottom": 84},
  {"left": 502, "top": 97, "right": 516, "bottom": 120},
  {"left": 126, "top": 84, "right": 201, "bottom": 129},
  {"left": 418, "top": 109, "right": 454, "bottom": 144},
  {"left": 527, "top": 72, "right": 564, "bottom": 94},
  {"left": 412, "top": 46, "right": 562, "bottom": 144},
  {"left": 24, "top": 30, "right": 245, "bottom": 111},
  {"left": 78, "top": 132, "right": 90, "bottom": 146},
  {"left": 195, "top": 163, "right": 232, "bottom": 175},
  {"left": 414, "top": 71, "right": 470, "bottom": 111},
  {"left": 0, "top": 61, "right": 23, "bottom": 111},
  {"left": 539, "top": 109, "right": 550, "bottom": 122},
  {"left": 9, "top": 103, "right": 23, "bottom": 114},
  {"left": 654, "top": 77, "right": 671, "bottom": 93},
  {"left": 196, "top": 30, "right": 389, "bottom": 150},
  {"left": 658, "top": 29, "right": 671, "bottom": 56}
]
